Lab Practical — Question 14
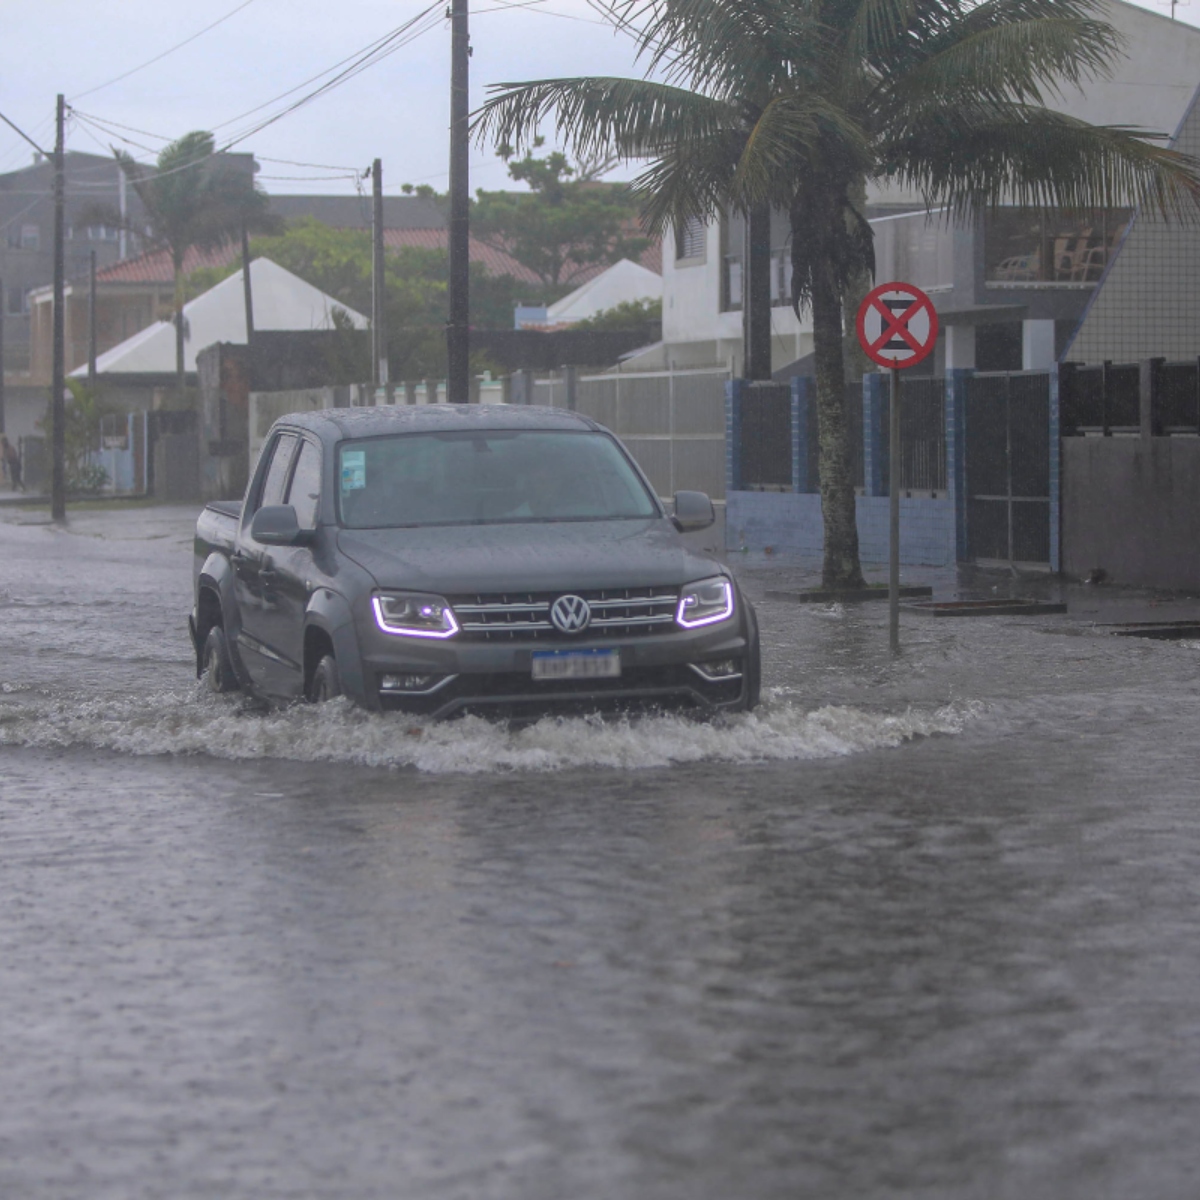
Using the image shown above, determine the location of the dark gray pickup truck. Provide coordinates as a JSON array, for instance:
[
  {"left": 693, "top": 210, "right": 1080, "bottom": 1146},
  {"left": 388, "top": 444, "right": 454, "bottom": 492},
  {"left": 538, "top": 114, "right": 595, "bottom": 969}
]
[{"left": 191, "top": 404, "right": 760, "bottom": 719}]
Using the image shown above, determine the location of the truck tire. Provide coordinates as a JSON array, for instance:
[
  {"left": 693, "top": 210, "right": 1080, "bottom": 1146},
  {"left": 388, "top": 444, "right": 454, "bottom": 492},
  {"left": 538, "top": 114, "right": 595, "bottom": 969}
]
[
  {"left": 309, "top": 654, "right": 341, "bottom": 703},
  {"left": 202, "top": 625, "right": 239, "bottom": 694}
]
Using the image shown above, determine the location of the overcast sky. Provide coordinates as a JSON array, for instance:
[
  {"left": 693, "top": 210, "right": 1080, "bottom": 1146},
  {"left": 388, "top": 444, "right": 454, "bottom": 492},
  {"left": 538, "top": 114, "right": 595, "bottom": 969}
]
[{"left": 1, "top": 0, "right": 1195, "bottom": 198}]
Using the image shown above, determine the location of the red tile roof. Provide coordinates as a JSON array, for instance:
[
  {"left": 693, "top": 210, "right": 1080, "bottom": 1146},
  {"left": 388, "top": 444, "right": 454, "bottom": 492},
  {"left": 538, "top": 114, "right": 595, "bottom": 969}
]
[
  {"left": 382, "top": 228, "right": 543, "bottom": 284},
  {"left": 97, "top": 230, "right": 662, "bottom": 289},
  {"left": 96, "top": 243, "right": 240, "bottom": 284}
]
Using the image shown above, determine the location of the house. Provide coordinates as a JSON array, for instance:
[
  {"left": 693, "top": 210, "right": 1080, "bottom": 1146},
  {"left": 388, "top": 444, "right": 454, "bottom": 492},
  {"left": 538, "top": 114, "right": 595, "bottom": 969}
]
[
  {"left": 64, "top": 257, "right": 367, "bottom": 411},
  {"left": 647, "top": 0, "right": 1200, "bottom": 378},
  {"left": 515, "top": 258, "right": 662, "bottom": 329}
]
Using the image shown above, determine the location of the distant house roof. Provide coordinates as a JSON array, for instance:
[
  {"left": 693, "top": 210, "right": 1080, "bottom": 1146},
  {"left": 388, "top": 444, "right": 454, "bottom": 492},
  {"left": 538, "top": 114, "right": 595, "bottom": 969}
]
[
  {"left": 86, "top": 216, "right": 662, "bottom": 292},
  {"left": 547, "top": 258, "right": 663, "bottom": 324},
  {"left": 72, "top": 257, "right": 367, "bottom": 377},
  {"left": 268, "top": 193, "right": 445, "bottom": 230},
  {"left": 382, "top": 228, "right": 543, "bottom": 285},
  {"left": 95, "top": 243, "right": 241, "bottom": 285}
]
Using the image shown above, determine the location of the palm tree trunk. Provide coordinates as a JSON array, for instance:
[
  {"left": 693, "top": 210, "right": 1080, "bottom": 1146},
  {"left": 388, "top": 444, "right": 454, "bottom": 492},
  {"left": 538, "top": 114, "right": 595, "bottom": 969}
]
[{"left": 812, "top": 268, "right": 866, "bottom": 590}]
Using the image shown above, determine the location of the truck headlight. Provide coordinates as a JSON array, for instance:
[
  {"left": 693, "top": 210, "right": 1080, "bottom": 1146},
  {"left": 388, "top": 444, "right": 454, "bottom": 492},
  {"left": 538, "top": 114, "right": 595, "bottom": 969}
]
[
  {"left": 676, "top": 576, "right": 734, "bottom": 628},
  {"left": 372, "top": 592, "right": 460, "bottom": 639}
]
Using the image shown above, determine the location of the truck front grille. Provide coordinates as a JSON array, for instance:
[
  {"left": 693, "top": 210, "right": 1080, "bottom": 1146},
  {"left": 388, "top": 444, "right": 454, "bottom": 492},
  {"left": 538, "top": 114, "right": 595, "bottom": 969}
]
[{"left": 448, "top": 587, "right": 679, "bottom": 642}]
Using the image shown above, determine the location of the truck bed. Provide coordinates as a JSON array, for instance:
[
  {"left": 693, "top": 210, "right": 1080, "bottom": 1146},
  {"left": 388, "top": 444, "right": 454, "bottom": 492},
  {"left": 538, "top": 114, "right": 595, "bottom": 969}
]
[{"left": 195, "top": 500, "right": 242, "bottom": 563}]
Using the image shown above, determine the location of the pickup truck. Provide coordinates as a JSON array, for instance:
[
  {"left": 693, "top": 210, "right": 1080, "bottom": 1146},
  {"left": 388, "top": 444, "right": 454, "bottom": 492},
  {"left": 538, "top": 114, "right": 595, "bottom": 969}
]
[{"left": 190, "top": 404, "right": 760, "bottom": 720}]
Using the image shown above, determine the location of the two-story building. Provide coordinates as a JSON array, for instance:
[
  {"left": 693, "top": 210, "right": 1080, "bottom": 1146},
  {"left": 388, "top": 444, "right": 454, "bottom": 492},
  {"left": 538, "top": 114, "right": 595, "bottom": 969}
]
[{"left": 636, "top": 0, "right": 1200, "bottom": 380}]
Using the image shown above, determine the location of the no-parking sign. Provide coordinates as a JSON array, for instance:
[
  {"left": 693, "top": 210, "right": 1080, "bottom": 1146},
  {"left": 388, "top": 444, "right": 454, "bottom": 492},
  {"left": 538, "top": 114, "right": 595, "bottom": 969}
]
[{"left": 856, "top": 282, "right": 939, "bottom": 370}]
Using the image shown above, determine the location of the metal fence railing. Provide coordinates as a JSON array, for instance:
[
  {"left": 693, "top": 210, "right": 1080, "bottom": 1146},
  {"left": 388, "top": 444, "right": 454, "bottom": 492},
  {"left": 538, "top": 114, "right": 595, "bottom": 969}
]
[
  {"left": 743, "top": 376, "right": 942, "bottom": 494},
  {"left": 739, "top": 383, "right": 792, "bottom": 491},
  {"left": 886, "top": 375, "right": 947, "bottom": 493},
  {"left": 1060, "top": 362, "right": 1140, "bottom": 434},
  {"left": 536, "top": 367, "right": 730, "bottom": 501}
]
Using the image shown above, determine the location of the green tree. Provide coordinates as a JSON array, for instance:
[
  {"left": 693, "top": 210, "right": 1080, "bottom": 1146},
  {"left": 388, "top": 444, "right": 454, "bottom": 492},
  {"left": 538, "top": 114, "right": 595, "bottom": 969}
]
[
  {"left": 38, "top": 380, "right": 116, "bottom": 493},
  {"left": 114, "top": 132, "right": 279, "bottom": 405},
  {"left": 409, "top": 141, "right": 650, "bottom": 298},
  {"left": 188, "top": 219, "right": 522, "bottom": 380},
  {"left": 571, "top": 297, "right": 662, "bottom": 334},
  {"left": 476, "top": 0, "right": 1200, "bottom": 587}
]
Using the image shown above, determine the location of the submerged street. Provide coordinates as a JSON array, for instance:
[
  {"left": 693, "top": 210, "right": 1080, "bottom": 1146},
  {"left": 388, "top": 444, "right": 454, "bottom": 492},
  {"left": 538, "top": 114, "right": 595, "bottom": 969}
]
[{"left": 3, "top": 505, "right": 1200, "bottom": 1198}]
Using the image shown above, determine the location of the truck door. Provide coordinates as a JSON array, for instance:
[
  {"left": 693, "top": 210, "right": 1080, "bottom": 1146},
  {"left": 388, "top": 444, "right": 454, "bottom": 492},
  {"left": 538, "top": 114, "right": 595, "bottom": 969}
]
[
  {"left": 234, "top": 431, "right": 300, "bottom": 696},
  {"left": 264, "top": 436, "right": 324, "bottom": 700}
]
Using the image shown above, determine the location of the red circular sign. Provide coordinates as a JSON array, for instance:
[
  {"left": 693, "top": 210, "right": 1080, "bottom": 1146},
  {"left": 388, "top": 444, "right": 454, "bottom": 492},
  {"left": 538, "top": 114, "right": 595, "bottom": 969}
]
[{"left": 855, "top": 281, "right": 939, "bottom": 370}]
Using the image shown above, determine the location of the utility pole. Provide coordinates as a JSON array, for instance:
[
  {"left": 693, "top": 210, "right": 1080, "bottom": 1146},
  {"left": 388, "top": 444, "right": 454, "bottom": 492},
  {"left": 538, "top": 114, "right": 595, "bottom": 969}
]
[
  {"left": 446, "top": 0, "right": 470, "bottom": 402},
  {"left": 241, "top": 223, "right": 254, "bottom": 343},
  {"left": 51, "top": 93, "right": 66, "bottom": 521},
  {"left": 88, "top": 250, "right": 97, "bottom": 390},
  {"left": 371, "top": 158, "right": 388, "bottom": 391},
  {"left": 0, "top": 274, "right": 6, "bottom": 436},
  {"left": 743, "top": 204, "right": 772, "bottom": 380}
]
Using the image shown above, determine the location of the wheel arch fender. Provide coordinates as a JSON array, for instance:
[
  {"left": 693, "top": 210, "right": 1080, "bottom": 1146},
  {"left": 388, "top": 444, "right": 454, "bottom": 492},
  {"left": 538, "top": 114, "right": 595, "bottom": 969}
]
[
  {"left": 304, "top": 590, "right": 369, "bottom": 706},
  {"left": 193, "top": 553, "right": 246, "bottom": 681}
]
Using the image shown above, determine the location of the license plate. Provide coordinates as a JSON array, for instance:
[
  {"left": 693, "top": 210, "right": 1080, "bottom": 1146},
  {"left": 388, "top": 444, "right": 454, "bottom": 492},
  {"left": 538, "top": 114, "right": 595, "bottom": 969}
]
[{"left": 531, "top": 648, "right": 621, "bottom": 681}]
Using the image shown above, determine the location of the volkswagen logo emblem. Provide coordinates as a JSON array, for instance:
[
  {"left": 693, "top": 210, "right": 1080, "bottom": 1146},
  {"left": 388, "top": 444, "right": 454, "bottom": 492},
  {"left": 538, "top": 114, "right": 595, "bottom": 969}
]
[{"left": 550, "top": 594, "right": 591, "bottom": 635}]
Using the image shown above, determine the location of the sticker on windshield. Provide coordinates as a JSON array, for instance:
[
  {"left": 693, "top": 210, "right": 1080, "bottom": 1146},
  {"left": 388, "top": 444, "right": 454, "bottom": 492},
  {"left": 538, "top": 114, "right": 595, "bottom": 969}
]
[{"left": 341, "top": 450, "right": 366, "bottom": 491}]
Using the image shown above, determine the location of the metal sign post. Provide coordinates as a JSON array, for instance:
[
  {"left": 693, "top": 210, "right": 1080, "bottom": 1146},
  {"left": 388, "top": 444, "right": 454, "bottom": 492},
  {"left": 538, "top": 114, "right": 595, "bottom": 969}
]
[{"left": 856, "top": 281, "right": 939, "bottom": 653}]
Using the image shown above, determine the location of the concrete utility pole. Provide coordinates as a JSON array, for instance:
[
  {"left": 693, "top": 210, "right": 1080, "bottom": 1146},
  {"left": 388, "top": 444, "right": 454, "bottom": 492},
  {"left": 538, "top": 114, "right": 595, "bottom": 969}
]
[
  {"left": 743, "top": 203, "right": 772, "bottom": 381},
  {"left": 446, "top": 0, "right": 470, "bottom": 402},
  {"left": 51, "top": 93, "right": 66, "bottom": 521},
  {"left": 371, "top": 159, "right": 388, "bottom": 390},
  {"left": 88, "top": 250, "right": 97, "bottom": 390},
  {"left": 241, "top": 223, "right": 254, "bottom": 343},
  {"left": 0, "top": 274, "right": 6, "bottom": 435}
]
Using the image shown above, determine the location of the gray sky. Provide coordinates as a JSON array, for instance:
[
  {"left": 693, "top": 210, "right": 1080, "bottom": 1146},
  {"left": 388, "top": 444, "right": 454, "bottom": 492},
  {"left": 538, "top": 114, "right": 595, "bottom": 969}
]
[{"left": 1, "top": 0, "right": 1195, "bottom": 197}]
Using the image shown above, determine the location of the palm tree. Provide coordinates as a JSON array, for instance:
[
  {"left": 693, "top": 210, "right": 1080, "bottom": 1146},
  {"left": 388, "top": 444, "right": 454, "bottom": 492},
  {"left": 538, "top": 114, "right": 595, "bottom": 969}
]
[
  {"left": 474, "top": 0, "right": 1200, "bottom": 588},
  {"left": 115, "top": 132, "right": 278, "bottom": 404}
]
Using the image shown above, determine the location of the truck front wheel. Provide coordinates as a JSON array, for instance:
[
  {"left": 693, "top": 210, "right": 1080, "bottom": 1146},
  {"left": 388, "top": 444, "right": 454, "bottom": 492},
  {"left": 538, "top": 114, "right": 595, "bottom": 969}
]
[
  {"left": 202, "top": 625, "right": 239, "bottom": 694},
  {"left": 308, "top": 654, "right": 341, "bottom": 703}
]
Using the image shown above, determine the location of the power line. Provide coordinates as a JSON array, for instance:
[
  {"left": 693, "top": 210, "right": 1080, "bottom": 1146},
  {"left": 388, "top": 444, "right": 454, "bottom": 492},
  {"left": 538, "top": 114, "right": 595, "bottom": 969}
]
[
  {"left": 218, "top": 4, "right": 444, "bottom": 149},
  {"left": 258, "top": 155, "right": 362, "bottom": 171},
  {"left": 0, "top": 109, "right": 49, "bottom": 157},
  {"left": 70, "top": 0, "right": 260, "bottom": 101},
  {"left": 211, "top": 4, "right": 440, "bottom": 136},
  {"left": 474, "top": 0, "right": 612, "bottom": 22}
]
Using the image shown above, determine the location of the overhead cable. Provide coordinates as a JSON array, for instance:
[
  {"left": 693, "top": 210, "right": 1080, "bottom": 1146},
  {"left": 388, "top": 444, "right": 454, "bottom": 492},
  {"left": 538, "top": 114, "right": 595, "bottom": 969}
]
[{"left": 70, "top": 0, "right": 260, "bottom": 101}]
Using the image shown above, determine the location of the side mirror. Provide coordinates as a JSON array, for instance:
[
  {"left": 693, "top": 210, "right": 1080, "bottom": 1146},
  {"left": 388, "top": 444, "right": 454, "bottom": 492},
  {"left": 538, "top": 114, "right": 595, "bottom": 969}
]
[
  {"left": 250, "top": 504, "right": 314, "bottom": 546},
  {"left": 672, "top": 490, "right": 715, "bottom": 532}
]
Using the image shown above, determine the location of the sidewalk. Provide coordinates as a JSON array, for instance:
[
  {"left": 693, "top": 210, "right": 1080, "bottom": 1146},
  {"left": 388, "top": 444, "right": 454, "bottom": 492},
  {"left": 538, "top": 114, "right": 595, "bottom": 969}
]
[{"left": 727, "top": 546, "right": 1200, "bottom": 630}]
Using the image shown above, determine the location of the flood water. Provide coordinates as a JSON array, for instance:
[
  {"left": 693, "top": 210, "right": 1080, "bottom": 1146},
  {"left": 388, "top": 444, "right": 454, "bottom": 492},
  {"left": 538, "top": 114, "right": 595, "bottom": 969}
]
[{"left": 3, "top": 505, "right": 1200, "bottom": 1199}]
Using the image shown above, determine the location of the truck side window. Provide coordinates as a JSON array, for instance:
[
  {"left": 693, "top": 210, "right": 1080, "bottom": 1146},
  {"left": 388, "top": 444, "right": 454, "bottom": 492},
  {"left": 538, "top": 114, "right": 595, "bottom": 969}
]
[
  {"left": 287, "top": 440, "right": 322, "bottom": 529},
  {"left": 258, "top": 434, "right": 298, "bottom": 511}
]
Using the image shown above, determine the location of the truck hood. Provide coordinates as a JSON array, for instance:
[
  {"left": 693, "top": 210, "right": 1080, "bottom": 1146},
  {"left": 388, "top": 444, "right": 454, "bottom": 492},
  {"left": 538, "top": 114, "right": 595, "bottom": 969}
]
[{"left": 336, "top": 518, "right": 722, "bottom": 594}]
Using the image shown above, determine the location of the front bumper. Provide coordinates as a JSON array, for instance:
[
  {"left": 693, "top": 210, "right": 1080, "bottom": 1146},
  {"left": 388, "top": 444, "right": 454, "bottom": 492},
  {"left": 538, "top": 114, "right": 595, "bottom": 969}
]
[{"left": 353, "top": 617, "right": 754, "bottom": 719}]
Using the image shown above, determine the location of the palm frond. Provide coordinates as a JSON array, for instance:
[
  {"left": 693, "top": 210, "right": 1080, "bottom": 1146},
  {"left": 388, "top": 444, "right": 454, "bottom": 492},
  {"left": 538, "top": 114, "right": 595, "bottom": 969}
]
[
  {"left": 732, "top": 93, "right": 872, "bottom": 204},
  {"left": 879, "top": 15, "right": 1120, "bottom": 113},
  {"left": 473, "top": 76, "right": 734, "bottom": 162},
  {"left": 629, "top": 136, "right": 745, "bottom": 233},
  {"left": 887, "top": 104, "right": 1200, "bottom": 219}
]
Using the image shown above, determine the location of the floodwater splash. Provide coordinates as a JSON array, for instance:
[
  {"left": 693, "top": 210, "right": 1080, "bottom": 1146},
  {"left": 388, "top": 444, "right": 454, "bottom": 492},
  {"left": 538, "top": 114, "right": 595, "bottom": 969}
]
[{"left": 0, "top": 683, "right": 976, "bottom": 774}]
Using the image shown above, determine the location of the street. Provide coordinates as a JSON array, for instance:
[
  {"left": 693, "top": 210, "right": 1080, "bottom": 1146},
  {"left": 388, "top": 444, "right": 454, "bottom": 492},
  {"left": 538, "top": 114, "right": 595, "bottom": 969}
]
[{"left": 3, "top": 505, "right": 1200, "bottom": 1198}]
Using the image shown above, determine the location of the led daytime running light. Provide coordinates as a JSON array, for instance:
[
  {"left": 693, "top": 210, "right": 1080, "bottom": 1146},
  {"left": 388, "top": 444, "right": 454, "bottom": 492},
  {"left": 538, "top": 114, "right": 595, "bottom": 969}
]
[
  {"left": 372, "top": 594, "right": 460, "bottom": 639},
  {"left": 675, "top": 577, "right": 734, "bottom": 628}
]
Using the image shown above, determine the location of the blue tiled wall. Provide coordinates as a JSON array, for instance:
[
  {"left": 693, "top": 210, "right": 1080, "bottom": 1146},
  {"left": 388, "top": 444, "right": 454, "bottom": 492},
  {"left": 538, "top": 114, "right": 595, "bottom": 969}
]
[{"left": 726, "top": 491, "right": 957, "bottom": 566}]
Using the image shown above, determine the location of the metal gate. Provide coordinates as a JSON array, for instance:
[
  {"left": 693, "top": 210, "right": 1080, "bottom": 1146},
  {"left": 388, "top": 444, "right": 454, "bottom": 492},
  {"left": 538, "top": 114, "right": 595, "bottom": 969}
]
[{"left": 965, "top": 371, "right": 1051, "bottom": 564}]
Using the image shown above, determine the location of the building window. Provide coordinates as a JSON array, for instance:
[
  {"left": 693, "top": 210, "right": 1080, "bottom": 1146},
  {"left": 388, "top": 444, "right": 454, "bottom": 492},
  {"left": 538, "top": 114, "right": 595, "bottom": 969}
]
[
  {"left": 6, "top": 287, "right": 28, "bottom": 315},
  {"left": 721, "top": 209, "right": 792, "bottom": 311},
  {"left": 675, "top": 216, "right": 707, "bottom": 263},
  {"left": 19, "top": 224, "right": 39, "bottom": 251},
  {"left": 985, "top": 208, "right": 1131, "bottom": 284}
]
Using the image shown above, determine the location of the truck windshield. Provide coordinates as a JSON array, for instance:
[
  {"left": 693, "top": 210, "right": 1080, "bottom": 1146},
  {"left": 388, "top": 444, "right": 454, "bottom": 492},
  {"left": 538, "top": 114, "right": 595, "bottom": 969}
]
[{"left": 337, "top": 430, "right": 660, "bottom": 528}]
